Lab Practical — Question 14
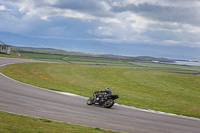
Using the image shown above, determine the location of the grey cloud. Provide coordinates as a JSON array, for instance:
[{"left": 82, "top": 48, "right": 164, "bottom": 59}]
[
  {"left": 2, "top": 0, "right": 200, "bottom": 24},
  {"left": 143, "top": 26, "right": 200, "bottom": 44},
  {"left": 1, "top": 0, "right": 113, "bottom": 18},
  {"left": 3, "top": 0, "right": 24, "bottom": 1},
  {"left": 49, "top": 0, "right": 113, "bottom": 18},
  {"left": 112, "top": 3, "right": 200, "bottom": 26},
  {"left": 164, "top": 0, "right": 199, "bottom": 3}
]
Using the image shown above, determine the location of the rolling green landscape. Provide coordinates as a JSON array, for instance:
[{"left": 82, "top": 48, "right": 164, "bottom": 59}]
[
  {"left": 17, "top": 52, "right": 200, "bottom": 74},
  {"left": 0, "top": 48, "right": 200, "bottom": 132},
  {"left": 1, "top": 49, "right": 200, "bottom": 118}
]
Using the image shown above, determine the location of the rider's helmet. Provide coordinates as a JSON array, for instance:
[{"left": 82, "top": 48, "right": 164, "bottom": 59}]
[
  {"left": 105, "top": 87, "right": 112, "bottom": 95},
  {"left": 105, "top": 87, "right": 110, "bottom": 91}
]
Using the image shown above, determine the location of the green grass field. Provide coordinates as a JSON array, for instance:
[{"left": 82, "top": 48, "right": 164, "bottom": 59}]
[
  {"left": 1, "top": 62, "right": 200, "bottom": 118},
  {"left": 20, "top": 52, "right": 200, "bottom": 74},
  {"left": 0, "top": 111, "right": 119, "bottom": 133}
]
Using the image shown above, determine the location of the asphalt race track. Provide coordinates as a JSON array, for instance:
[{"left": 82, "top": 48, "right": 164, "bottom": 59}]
[{"left": 0, "top": 57, "right": 199, "bottom": 133}]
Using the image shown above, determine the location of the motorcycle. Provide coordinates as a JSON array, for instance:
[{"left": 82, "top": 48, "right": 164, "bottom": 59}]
[{"left": 87, "top": 91, "right": 119, "bottom": 108}]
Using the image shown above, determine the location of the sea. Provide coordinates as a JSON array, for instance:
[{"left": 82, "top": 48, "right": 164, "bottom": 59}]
[{"left": 173, "top": 61, "right": 200, "bottom": 66}]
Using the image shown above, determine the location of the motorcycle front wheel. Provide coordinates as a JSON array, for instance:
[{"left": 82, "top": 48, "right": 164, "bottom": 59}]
[
  {"left": 103, "top": 99, "right": 114, "bottom": 108},
  {"left": 87, "top": 97, "right": 94, "bottom": 105}
]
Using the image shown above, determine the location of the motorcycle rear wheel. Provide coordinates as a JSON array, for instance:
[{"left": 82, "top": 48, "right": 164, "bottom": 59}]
[{"left": 103, "top": 99, "right": 114, "bottom": 108}]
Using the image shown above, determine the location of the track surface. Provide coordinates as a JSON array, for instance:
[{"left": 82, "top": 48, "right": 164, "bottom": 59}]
[{"left": 0, "top": 57, "right": 199, "bottom": 133}]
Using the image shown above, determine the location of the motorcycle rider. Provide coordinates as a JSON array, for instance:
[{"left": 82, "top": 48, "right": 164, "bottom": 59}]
[
  {"left": 93, "top": 87, "right": 112, "bottom": 103},
  {"left": 105, "top": 87, "right": 112, "bottom": 95}
]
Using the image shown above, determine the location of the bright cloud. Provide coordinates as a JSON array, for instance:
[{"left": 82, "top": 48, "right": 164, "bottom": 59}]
[{"left": 0, "top": 5, "right": 6, "bottom": 10}]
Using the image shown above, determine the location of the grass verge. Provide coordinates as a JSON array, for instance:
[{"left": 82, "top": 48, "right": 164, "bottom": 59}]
[
  {"left": 0, "top": 51, "right": 22, "bottom": 58},
  {"left": 0, "top": 63, "right": 199, "bottom": 118},
  {"left": 0, "top": 111, "right": 120, "bottom": 133}
]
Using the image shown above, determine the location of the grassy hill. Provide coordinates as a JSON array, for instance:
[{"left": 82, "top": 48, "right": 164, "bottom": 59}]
[
  {"left": 11, "top": 46, "right": 176, "bottom": 63},
  {"left": 12, "top": 50, "right": 200, "bottom": 75}
]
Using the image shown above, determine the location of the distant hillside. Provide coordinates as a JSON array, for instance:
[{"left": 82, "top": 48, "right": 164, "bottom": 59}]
[{"left": 11, "top": 46, "right": 176, "bottom": 63}]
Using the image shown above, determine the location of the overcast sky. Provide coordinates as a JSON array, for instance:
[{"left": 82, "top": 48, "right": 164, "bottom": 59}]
[{"left": 0, "top": 0, "right": 200, "bottom": 60}]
